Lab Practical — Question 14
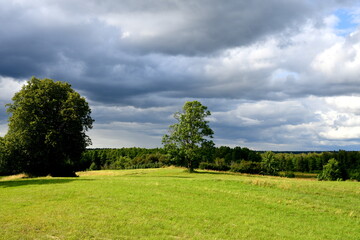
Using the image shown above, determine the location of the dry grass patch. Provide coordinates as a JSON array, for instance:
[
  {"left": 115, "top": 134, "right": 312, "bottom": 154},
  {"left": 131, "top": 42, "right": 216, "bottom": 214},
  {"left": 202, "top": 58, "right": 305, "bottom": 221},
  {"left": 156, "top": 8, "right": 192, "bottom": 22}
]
[{"left": 0, "top": 173, "right": 28, "bottom": 181}]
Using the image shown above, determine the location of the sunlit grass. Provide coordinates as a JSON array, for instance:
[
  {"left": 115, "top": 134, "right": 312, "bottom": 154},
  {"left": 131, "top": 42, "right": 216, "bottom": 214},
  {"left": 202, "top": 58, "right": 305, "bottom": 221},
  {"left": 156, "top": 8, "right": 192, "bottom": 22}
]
[{"left": 0, "top": 167, "right": 359, "bottom": 239}]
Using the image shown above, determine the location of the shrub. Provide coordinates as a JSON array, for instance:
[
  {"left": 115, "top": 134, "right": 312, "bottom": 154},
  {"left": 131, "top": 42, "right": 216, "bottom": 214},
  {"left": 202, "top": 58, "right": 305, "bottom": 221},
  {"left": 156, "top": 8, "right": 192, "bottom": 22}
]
[
  {"left": 230, "top": 161, "right": 261, "bottom": 174},
  {"left": 198, "top": 158, "right": 230, "bottom": 171},
  {"left": 348, "top": 169, "right": 360, "bottom": 181},
  {"left": 199, "top": 162, "right": 212, "bottom": 170},
  {"left": 279, "top": 171, "right": 295, "bottom": 178},
  {"left": 103, "top": 156, "right": 132, "bottom": 170}
]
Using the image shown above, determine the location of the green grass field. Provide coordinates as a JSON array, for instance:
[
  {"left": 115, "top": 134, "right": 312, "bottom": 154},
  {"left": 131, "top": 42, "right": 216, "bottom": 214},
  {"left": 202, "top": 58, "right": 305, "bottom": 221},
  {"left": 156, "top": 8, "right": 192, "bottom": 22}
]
[{"left": 0, "top": 167, "right": 359, "bottom": 240}]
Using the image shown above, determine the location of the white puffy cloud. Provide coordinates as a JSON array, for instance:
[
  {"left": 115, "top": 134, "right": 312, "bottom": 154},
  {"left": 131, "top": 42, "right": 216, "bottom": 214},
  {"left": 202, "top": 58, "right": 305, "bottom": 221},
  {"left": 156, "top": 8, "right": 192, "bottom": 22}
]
[
  {"left": 0, "top": 76, "right": 26, "bottom": 135},
  {"left": 312, "top": 30, "right": 360, "bottom": 83},
  {"left": 0, "top": 76, "right": 25, "bottom": 101}
]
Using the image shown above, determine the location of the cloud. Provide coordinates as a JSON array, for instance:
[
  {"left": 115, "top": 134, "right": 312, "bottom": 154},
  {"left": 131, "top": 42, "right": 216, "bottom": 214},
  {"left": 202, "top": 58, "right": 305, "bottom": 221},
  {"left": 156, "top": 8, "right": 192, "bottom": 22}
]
[
  {"left": 36, "top": 0, "right": 315, "bottom": 55},
  {"left": 1, "top": 1, "right": 360, "bottom": 150},
  {"left": 0, "top": 76, "right": 25, "bottom": 101},
  {"left": 210, "top": 95, "right": 360, "bottom": 150},
  {"left": 115, "top": 0, "right": 314, "bottom": 55},
  {"left": 0, "top": 76, "right": 26, "bottom": 124},
  {"left": 312, "top": 30, "right": 360, "bottom": 83},
  {"left": 88, "top": 122, "right": 166, "bottom": 148},
  {"left": 0, "top": 0, "right": 358, "bottom": 105},
  {"left": 90, "top": 104, "right": 175, "bottom": 124}
]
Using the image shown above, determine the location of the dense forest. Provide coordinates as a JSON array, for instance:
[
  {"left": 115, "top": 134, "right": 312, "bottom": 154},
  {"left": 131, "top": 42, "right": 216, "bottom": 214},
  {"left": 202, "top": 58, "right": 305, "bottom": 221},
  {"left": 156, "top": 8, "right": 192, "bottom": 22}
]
[{"left": 78, "top": 147, "right": 360, "bottom": 181}]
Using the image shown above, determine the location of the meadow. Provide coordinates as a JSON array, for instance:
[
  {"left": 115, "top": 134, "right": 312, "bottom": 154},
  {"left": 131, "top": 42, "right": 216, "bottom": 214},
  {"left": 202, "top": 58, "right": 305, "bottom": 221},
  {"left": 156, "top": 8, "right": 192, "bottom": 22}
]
[{"left": 0, "top": 167, "right": 359, "bottom": 240}]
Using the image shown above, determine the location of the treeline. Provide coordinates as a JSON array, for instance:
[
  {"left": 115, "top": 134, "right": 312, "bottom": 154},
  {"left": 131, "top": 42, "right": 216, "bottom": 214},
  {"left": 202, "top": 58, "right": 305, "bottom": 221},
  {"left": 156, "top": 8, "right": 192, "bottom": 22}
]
[
  {"left": 272, "top": 150, "right": 360, "bottom": 180},
  {"left": 78, "top": 147, "right": 360, "bottom": 181},
  {"left": 2, "top": 144, "right": 360, "bottom": 180},
  {"left": 79, "top": 148, "right": 171, "bottom": 170},
  {"left": 74, "top": 146, "right": 262, "bottom": 171},
  {"left": 199, "top": 148, "right": 360, "bottom": 180}
]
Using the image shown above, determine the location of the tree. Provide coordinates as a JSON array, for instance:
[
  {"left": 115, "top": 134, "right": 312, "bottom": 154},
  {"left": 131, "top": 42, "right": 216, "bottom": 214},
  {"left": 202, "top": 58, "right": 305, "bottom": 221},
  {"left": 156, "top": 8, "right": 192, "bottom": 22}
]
[
  {"left": 261, "top": 151, "right": 279, "bottom": 175},
  {"left": 0, "top": 137, "right": 6, "bottom": 175},
  {"left": 162, "top": 101, "right": 214, "bottom": 172},
  {"left": 4, "top": 77, "right": 94, "bottom": 176},
  {"left": 318, "top": 158, "right": 344, "bottom": 181}
]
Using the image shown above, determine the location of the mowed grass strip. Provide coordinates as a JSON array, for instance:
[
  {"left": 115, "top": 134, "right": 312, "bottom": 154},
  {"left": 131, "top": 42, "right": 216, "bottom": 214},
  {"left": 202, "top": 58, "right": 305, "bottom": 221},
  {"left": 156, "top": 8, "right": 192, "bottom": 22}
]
[{"left": 0, "top": 168, "right": 359, "bottom": 240}]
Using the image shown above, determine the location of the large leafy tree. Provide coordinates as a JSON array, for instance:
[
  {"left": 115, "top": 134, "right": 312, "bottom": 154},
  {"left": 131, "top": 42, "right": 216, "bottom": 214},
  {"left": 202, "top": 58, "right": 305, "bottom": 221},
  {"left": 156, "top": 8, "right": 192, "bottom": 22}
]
[
  {"left": 5, "top": 77, "right": 94, "bottom": 176},
  {"left": 162, "top": 101, "right": 214, "bottom": 172}
]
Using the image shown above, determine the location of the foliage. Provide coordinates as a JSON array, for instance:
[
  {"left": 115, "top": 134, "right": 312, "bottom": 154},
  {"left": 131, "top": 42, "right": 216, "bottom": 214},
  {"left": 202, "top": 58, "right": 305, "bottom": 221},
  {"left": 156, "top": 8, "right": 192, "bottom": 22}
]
[
  {"left": 81, "top": 148, "right": 170, "bottom": 170},
  {"left": 318, "top": 158, "right": 344, "bottom": 181},
  {"left": 0, "top": 137, "right": 5, "bottom": 175},
  {"left": 279, "top": 171, "right": 296, "bottom": 178},
  {"left": 230, "top": 161, "right": 262, "bottom": 174},
  {"left": 260, "top": 151, "right": 360, "bottom": 180},
  {"left": 4, "top": 77, "right": 94, "bottom": 176},
  {"left": 199, "top": 158, "right": 230, "bottom": 171},
  {"left": 0, "top": 137, "right": 19, "bottom": 175},
  {"left": 261, "top": 151, "right": 279, "bottom": 175},
  {"left": 162, "top": 101, "right": 214, "bottom": 172},
  {"left": 348, "top": 169, "right": 360, "bottom": 181}
]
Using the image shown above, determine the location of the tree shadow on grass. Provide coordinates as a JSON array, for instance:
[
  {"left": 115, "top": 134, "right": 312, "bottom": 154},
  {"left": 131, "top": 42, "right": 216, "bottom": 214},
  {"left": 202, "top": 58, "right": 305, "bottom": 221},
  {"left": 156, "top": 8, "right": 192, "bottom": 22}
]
[{"left": 0, "top": 178, "right": 93, "bottom": 188}]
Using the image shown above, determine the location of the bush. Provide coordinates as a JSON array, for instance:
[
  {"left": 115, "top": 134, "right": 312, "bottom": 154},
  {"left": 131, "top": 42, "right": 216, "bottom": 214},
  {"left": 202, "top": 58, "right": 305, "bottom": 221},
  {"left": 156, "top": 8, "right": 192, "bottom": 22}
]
[
  {"left": 279, "top": 171, "right": 295, "bottom": 178},
  {"left": 318, "top": 158, "right": 344, "bottom": 181},
  {"left": 199, "top": 162, "right": 212, "bottom": 170},
  {"left": 98, "top": 154, "right": 170, "bottom": 170},
  {"left": 102, "top": 156, "right": 131, "bottom": 170},
  {"left": 131, "top": 153, "right": 169, "bottom": 169},
  {"left": 230, "top": 161, "right": 261, "bottom": 174},
  {"left": 89, "top": 162, "right": 99, "bottom": 171},
  {"left": 199, "top": 158, "right": 230, "bottom": 171},
  {"left": 348, "top": 169, "right": 360, "bottom": 181}
]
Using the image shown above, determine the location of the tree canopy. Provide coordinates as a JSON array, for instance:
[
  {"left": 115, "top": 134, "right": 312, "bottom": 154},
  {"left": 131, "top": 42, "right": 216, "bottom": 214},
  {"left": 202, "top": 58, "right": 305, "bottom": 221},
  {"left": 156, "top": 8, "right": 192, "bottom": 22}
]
[
  {"left": 4, "top": 77, "right": 94, "bottom": 176},
  {"left": 162, "top": 101, "right": 214, "bottom": 172},
  {"left": 317, "top": 158, "right": 345, "bottom": 181}
]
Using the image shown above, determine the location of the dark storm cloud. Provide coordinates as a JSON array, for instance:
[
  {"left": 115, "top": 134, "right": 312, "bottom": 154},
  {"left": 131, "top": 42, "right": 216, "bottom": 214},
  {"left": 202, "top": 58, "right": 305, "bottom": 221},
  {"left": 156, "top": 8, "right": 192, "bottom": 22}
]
[
  {"left": 118, "top": 0, "right": 313, "bottom": 55},
  {"left": 0, "top": 0, "right": 352, "bottom": 106},
  {"left": 1, "top": 0, "right": 360, "bottom": 149},
  {"left": 53, "top": 0, "right": 353, "bottom": 55},
  {"left": 0, "top": 9, "right": 119, "bottom": 79},
  {"left": 0, "top": 103, "right": 7, "bottom": 120}
]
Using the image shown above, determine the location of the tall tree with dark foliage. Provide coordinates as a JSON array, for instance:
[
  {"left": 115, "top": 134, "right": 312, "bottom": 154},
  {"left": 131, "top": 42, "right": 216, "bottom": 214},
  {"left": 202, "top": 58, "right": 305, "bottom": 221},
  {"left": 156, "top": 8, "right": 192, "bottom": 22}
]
[{"left": 5, "top": 77, "right": 94, "bottom": 176}]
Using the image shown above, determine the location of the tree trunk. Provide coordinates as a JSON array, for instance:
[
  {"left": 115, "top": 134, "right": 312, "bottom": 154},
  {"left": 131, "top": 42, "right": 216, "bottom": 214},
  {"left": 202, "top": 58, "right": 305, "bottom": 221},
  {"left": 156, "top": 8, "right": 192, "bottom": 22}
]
[{"left": 187, "top": 159, "right": 194, "bottom": 173}]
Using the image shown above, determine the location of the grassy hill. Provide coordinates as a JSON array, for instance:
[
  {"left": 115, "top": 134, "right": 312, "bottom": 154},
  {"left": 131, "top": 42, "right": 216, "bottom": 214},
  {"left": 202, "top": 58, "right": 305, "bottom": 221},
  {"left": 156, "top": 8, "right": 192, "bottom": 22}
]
[{"left": 0, "top": 167, "right": 359, "bottom": 239}]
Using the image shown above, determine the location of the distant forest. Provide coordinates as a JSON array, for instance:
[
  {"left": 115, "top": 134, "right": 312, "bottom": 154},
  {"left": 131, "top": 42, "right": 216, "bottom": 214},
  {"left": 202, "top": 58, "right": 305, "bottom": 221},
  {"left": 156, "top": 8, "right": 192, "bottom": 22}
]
[{"left": 80, "top": 147, "right": 360, "bottom": 181}]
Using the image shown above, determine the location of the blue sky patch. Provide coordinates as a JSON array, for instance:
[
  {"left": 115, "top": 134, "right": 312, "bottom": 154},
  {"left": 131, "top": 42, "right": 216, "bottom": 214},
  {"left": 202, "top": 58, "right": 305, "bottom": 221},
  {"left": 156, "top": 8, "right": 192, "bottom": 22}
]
[{"left": 333, "top": 8, "right": 358, "bottom": 36}]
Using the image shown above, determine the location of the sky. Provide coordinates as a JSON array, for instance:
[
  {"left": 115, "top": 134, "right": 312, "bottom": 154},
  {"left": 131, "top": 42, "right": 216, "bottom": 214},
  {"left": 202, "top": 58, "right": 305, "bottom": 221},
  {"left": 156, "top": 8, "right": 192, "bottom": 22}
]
[{"left": 1, "top": 0, "right": 360, "bottom": 151}]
